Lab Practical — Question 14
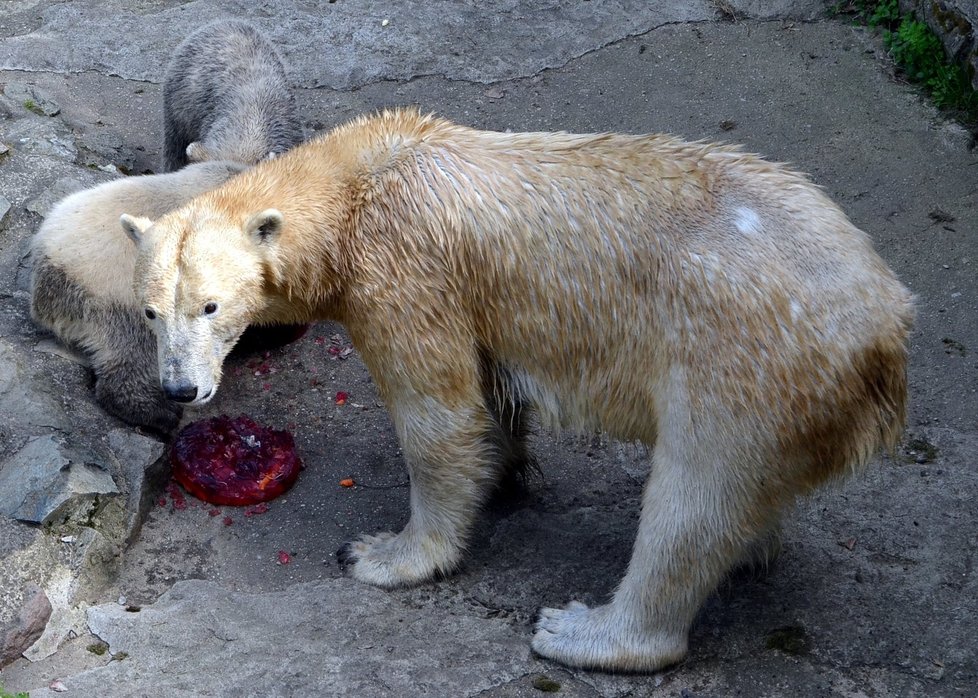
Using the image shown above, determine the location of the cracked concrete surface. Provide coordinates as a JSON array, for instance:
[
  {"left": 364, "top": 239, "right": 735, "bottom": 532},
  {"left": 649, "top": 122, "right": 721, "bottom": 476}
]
[
  {"left": 1, "top": 1, "right": 976, "bottom": 695},
  {"left": 0, "top": 1, "right": 717, "bottom": 88}
]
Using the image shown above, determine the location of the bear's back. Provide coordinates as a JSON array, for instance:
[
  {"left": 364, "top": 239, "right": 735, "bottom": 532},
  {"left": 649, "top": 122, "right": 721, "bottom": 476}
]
[
  {"left": 349, "top": 122, "right": 914, "bottom": 446},
  {"left": 33, "top": 161, "right": 245, "bottom": 305}
]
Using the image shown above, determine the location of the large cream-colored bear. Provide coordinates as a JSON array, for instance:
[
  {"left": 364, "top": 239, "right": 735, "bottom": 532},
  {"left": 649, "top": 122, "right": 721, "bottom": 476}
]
[{"left": 123, "top": 109, "right": 914, "bottom": 672}]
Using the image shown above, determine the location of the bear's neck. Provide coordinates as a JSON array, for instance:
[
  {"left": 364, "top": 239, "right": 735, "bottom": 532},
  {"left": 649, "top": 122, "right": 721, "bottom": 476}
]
[{"left": 214, "top": 159, "right": 354, "bottom": 324}]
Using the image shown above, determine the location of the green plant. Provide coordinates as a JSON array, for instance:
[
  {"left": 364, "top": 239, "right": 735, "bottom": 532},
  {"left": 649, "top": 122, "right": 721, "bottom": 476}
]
[
  {"left": 887, "top": 16, "right": 944, "bottom": 80},
  {"left": 22, "top": 98, "right": 43, "bottom": 116},
  {"left": 842, "top": 0, "right": 978, "bottom": 123},
  {"left": 0, "top": 682, "right": 29, "bottom": 698},
  {"left": 885, "top": 15, "right": 978, "bottom": 114},
  {"left": 867, "top": 0, "right": 900, "bottom": 29},
  {"left": 87, "top": 640, "right": 109, "bottom": 655}
]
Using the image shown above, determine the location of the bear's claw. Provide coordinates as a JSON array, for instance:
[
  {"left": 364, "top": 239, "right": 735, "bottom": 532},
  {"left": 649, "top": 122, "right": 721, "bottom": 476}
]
[{"left": 335, "top": 542, "right": 357, "bottom": 570}]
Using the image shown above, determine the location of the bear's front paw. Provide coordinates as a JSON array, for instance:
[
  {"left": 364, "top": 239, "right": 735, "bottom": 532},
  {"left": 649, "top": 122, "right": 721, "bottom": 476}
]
[
  {"left": 532, "top": 601, "right": 687, "bottom": 673},
  {"left": 95, "top": 380, "right": 183, "bottom": 434},
  {"left": 144, "top": 399, "right": 184, "bottom": 434},
  {"left": 336, "top": 531, "right": 458, "bottom": 589}
]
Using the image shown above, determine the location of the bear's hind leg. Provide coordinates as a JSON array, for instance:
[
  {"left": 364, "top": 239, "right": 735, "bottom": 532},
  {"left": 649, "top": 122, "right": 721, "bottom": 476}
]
[
  {"left": 481, "top": 357, "right": 538, "bottom": 492},
  {"left": 532, "top": 437, "right": 781, "bottom": 672},
  {"left": 729, "top": 516, "right": 783, "bottom": 580},
  {"left": 162, "top": 118, "right": 193, "bottom": 172},
  {"left": 490, "top": 396, "right": 538, "bottom": 495}
]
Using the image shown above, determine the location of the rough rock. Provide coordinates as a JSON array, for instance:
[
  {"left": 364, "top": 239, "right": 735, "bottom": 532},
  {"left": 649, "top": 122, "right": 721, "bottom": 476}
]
[
  {"left": 0, "top": 435, "right": 119, "bottom": 525},
  {"left": 75, "top": 130, "right": 143, "bottom": 175},
  {"left": 4, "top": 119, "right": 76, "bottom": 162},
  {"left": 0, "top": 1, "right": 724, "bottom": 89},
  {"left": 0, "top": 584, "right": 52, "bottom": 668},
  {"left": 0, "top": 69, "right": 167, "bottom": 671},
  {"left": 22, "top": 578, "right": 532, "bottom": 697},
  {"left": 726, "top": 0, "right": 833, "bottom": 20},
  {"left": 107, "top": 429, "right": 168, "bottom": 545},
  {"left": 0, "top": 518, "right": 61, "bottom": 669},
  {"left": 0, "top": 338, "right": 70, "bottom": 436},
  {"left": 2, "top": 81, "right": 61, "bottom": 117}
]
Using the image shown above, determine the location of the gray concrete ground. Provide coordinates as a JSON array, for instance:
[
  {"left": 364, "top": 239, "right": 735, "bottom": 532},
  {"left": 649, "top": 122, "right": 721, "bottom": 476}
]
[{"left": 1, "top": 1, "right": 977, "bottom": 696}]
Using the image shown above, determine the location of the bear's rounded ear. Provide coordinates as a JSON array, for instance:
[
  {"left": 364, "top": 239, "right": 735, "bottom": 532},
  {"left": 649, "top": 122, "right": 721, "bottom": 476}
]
[
  {"left": 120, "top": 214, "right": 154, "bottom": 244},
  {"left": 186, "top": 142, "right": 211, "bottom": 163},
  {"left": 245, "top": 209, "right": 284, "bottom": 244}
]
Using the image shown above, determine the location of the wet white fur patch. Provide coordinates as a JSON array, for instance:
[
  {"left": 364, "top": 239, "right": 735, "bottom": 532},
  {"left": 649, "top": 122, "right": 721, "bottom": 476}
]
[{"left": 734, "top": 207, "right": 762, "bottom": 236}]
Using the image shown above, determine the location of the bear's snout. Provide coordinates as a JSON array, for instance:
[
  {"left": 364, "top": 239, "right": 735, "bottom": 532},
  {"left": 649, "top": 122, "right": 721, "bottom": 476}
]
[{"left": 163, "top": 381, "right": 199, "bottom": 403}]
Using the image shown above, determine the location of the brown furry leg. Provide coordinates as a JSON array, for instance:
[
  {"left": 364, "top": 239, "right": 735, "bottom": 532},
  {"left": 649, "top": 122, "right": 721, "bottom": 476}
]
[
  {"left": 730, "top": 517, "right": 783, "bottom": 580},
  {"left": 490, "top": 397, "right": 538, "bottom": 497},
  {"left": 480, "top": 356, "right": 538, "bottom": 493},
  {"left": 31, "top": 259, "right": 180, "bottom": 434}
]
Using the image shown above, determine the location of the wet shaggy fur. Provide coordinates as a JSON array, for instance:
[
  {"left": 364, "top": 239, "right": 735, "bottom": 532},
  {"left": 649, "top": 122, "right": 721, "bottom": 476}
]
[
  {"left": 162, "top": 18, "right": 302, "bottom": 171},
  {"left": 29, "top": 161, "right": 246, "bottom": 432},
  {"left": 126, "top": 110, "right": 914, "bottom": 672}
]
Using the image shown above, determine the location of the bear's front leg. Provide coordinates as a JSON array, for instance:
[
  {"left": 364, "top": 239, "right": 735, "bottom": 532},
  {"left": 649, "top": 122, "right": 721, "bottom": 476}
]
[
  {"left": 91, "top": 310, "right": 183, "bottom": 434},
  {"left": 337, "top": 391, "right": 499, "bottom": 589}
]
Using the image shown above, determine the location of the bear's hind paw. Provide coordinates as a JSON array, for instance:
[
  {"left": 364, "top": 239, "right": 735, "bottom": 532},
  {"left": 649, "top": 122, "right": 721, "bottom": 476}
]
[{"left": 532, "top": 601, "right": 686, "bottom": 673}]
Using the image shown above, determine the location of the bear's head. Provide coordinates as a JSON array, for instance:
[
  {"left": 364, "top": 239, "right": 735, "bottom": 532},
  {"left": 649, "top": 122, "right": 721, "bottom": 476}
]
[{"left": 122, "top": 205, "right": 284, "bottom": 406}]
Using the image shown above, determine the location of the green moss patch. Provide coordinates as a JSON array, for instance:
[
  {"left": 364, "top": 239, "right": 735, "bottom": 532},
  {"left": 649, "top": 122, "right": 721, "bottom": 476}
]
[{"left": 835, "top": 1, "right": 978, "bottom": 127}]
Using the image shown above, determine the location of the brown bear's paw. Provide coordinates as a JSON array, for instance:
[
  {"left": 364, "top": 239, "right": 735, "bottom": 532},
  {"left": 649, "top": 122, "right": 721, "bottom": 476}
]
[
  {"left": 532, "top": 601, "right": 687, "bottom": 673},
  {"left": 337, "top": 531, "right": 458, "bottom": 589}
]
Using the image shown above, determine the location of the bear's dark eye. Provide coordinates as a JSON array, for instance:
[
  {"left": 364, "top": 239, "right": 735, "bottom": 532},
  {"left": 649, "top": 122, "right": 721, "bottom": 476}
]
[
  {"left": 144, "top": 308, "right": 156, "bottom": 320},
  {"left": 203, "top": 302, "right": 218, "bottom": 316}
]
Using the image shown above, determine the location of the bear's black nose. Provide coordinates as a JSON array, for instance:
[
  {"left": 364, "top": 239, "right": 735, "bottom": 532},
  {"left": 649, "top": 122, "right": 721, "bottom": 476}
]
[{"left": 163, "top": 382, "right": 198, "bottom": 403}]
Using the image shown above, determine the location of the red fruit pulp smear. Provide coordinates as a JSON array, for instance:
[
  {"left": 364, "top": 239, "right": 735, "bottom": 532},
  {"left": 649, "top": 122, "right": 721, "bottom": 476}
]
[{"left": 171, "top": 415, "right": 302, "bottom": 506}]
